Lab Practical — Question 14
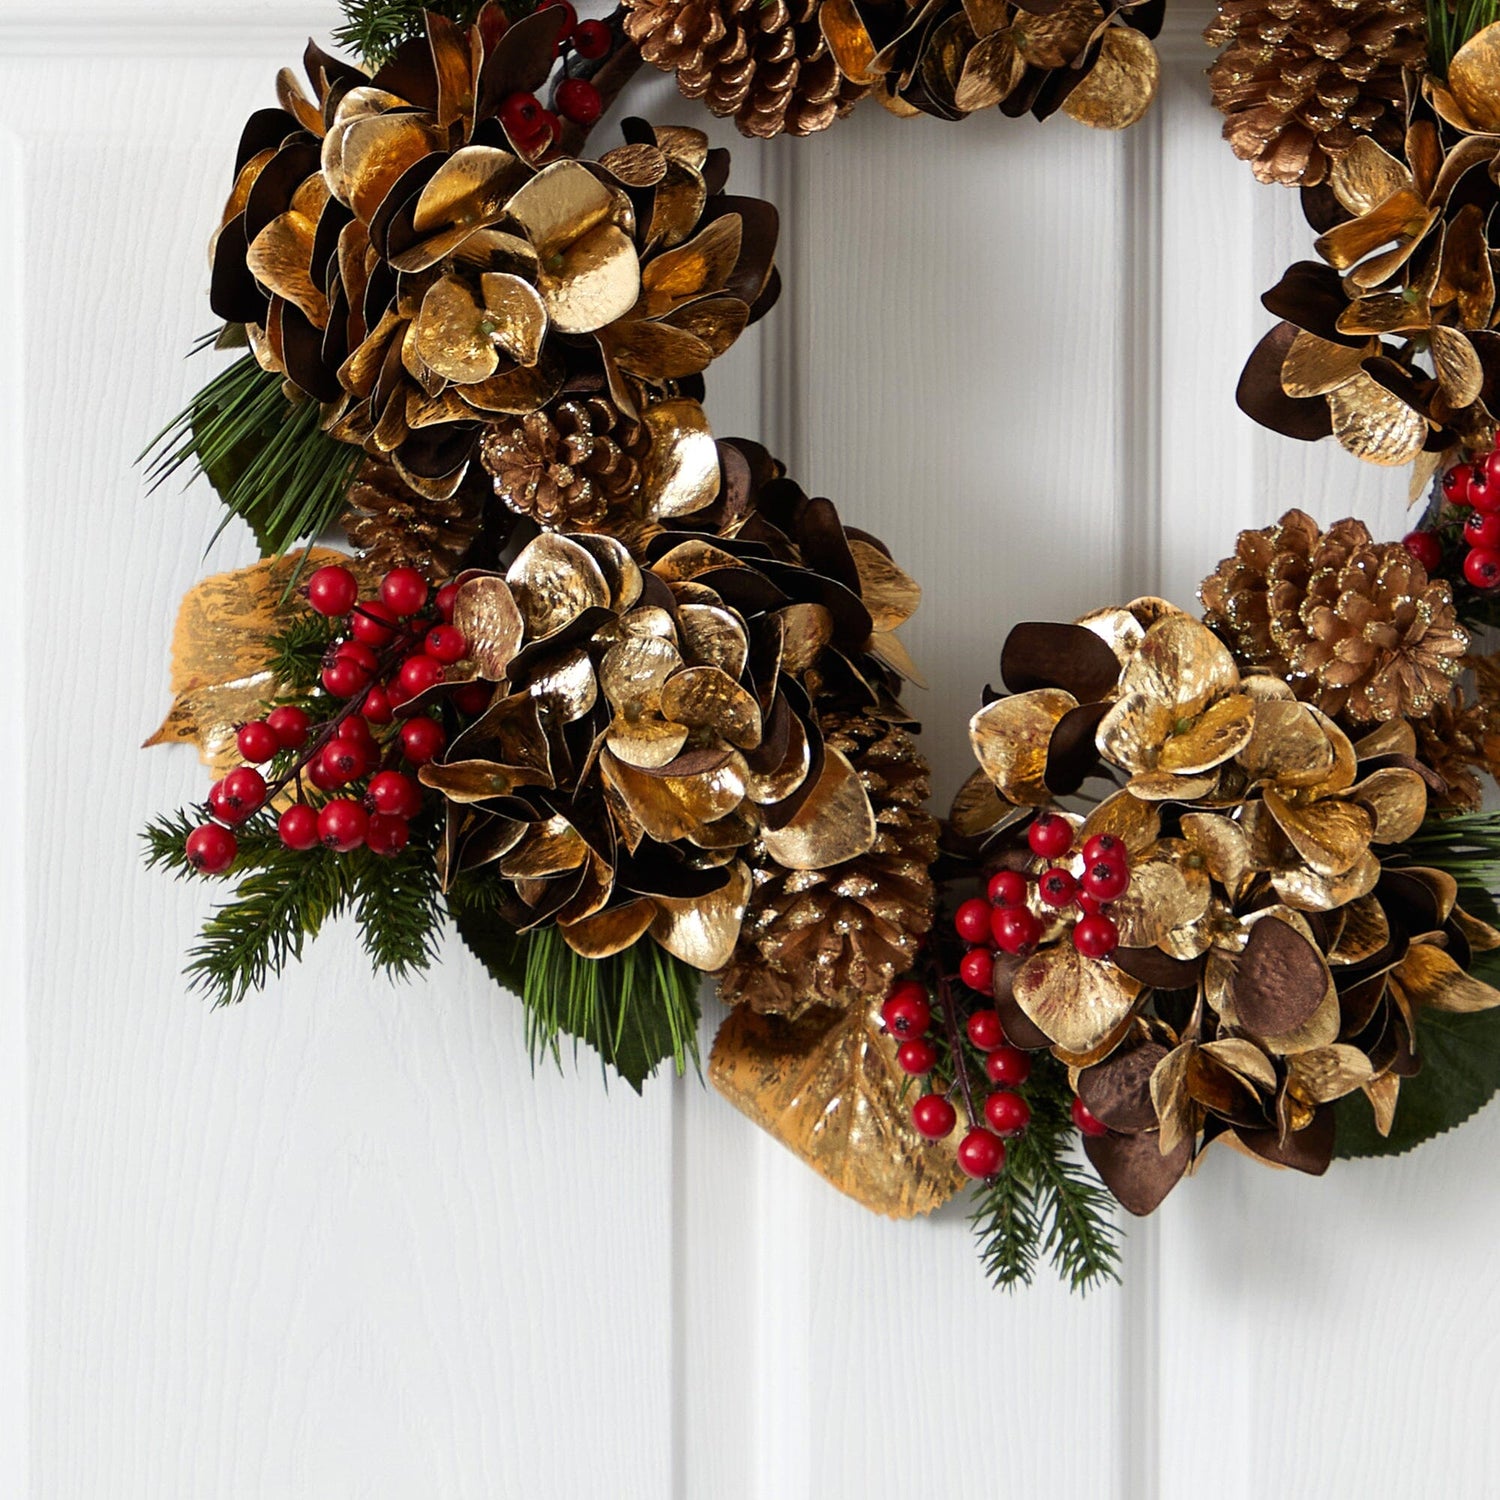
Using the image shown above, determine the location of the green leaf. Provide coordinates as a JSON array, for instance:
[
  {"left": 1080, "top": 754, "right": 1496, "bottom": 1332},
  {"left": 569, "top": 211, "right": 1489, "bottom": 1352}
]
[
  {"left": 1334, "top": 1005, "right": 1500, "bottom": 1158},
  {"left": 453, "top": 905, "right": 701, "bottom": 1092}
]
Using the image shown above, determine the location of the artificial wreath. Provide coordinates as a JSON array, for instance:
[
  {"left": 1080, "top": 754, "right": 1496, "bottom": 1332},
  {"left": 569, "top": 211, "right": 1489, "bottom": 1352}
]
[{"left": 143, "top": 0, "right": 1500, "bottom": 1292}]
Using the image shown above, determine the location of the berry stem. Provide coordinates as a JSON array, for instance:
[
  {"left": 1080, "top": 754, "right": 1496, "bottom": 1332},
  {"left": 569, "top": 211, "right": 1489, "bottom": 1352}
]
[{"left": 935, "top": 974, "right": 981, "bottom": 1130}]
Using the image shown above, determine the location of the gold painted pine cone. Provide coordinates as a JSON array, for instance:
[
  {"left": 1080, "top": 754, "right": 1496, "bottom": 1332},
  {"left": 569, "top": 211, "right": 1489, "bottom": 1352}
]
[
  {"left": 1205, "top": 0, "right": 1426, "bottom": 186},
  {"left": 340, "top": 457, "right": 485, "bottom": 577},
  {"left": 623, "top": 0, "right": 868, "bottom": 138},
  {"left": 480, "top": 398, "right": 645, "bottom": 529},
  {"left": 718, "top": 713, "right": 938, "bottom": 1019},
  {"left": 1199, "top": 509, "right": 1466, "bottom": 724}
]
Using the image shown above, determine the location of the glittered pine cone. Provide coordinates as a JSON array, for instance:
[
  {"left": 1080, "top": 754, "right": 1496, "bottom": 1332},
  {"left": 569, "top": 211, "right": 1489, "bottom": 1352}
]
[
  {"left": 718, "top": 712, "right": 938, "bottom": 1018},
  {"left": 1205, "top": 0, "right": 1426, "bottom": 186},
  {"left": 480, "top": 397, "right": 645, "bottom": 529},
  {"left": 208, "top": 14, "right": 778, "bottom": 500},
  {"left": 340, "top": 457, "right": 486, "bottom": 577},
  {"left": 624, "top": 0, "right": 868, "bottom": 138},
  {"left": 1201, "top": 509, "right": 1467, "bottom": 724},
  {"left": 1414, "top": 695, "right": 1488, "bottom": 812}
]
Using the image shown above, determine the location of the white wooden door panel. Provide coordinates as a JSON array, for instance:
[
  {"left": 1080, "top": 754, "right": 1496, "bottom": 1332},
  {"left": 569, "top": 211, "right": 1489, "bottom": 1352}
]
[{"left": 7, "top": 2, "right": 1500, "bottom": 1496}]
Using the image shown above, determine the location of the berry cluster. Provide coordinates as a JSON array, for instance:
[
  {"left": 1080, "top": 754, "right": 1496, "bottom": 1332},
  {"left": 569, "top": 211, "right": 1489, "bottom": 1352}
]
[
  {"left": 951, "top": 815, "right": 1132, "bottom": 998},
  {"left": 182, "top": 563, "right": 471, "bottom": 875},
  {"left": 1406, "top": 446, "right": 1500, "bottom": 590},
  {"left": 497, "top": 2, "right": 615, "bottom": 158},
  {"left": 881, "top": 978, "right": 1035, "bottom": 1180}
]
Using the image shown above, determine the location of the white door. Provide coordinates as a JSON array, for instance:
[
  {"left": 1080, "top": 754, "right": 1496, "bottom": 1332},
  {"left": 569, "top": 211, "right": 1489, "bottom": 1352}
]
[{"left": 5, "top": 0, "right": 1496, "bottom": 1495}]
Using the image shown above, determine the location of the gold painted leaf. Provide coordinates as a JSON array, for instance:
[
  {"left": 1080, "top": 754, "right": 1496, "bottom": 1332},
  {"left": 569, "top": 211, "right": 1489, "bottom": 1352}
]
[
  {"left": 505, "top": 533, "right": 609, "bottom": 639},
  {"left": 849, "top": 538, "right": 921, "bottom": 632},
  {"left": 451, "top": 575, "right": 524, "bottom": 680},
  {"left": 1329, "top": 136, "right": 1413, "bottom": 216},
  {"left": 759, "top": 747, "right": 876, "bottom": 870},
  {"left": 969, "top": 688, "right": 1077, "bottom": 805},
  {"left": 660, "top": 666, "right": 763, "bottom": 749},
  {"left": 1061, "top": 26, "right": 1159, "bottom": 131},
  {"left": 1393, "top": 942, "right": 1500, "bottom": 1014},
  {"left": 1432, "top": 325, "right": 1484, "bottom": 406},
  {"left": 1281, "top": 330, "right": 1371, "bottom": 398},
  {"left": 1327, "top": 373, "right": 1429, "bottom": 465},
  {"left": 1449, "top": 21, "right": 1500, "bottom": 133},
  {"left": 642, "top": 398, "right": 720, "bottom": 518},
  {"left": 1351, "top": 767, "right": 1427, "bottom": 844},
  {"left": 1012, "top": 945, "right": 1140, "bottom": 1054},
  {"left": 1287, "top": 1044, "right": 1373, "bottom": 1105},
  {"left": 651, "top": 859, "right": 751, "bottom": 970},
  {"left": 600, "top": 746, "right": 748, "bottom": 843},
  {"left": 1262, "top": 787, "right": 1372, "bottom": 877},
  {"left": 415, "top": 276, "right": 500, "bottom": 384},
  {"left": 709, "top": 1000, "right": 966, "bottom": 1219}
]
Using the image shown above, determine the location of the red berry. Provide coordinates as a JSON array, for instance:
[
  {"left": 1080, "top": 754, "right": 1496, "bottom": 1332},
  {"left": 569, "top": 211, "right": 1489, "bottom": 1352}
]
[
  {"left": 880, "top": 982, "right": 931, "bottom": 1038},
  {"left": 1405, "top": 528, "right": 1447, "bottom": 571},
  {"left": 321, "top": 657, "right": 370, "bottom": 698},
  {"left": 1075, "top": 892, "right": 1107, "bottom": 917},
  {"left": 987, "top": 869, "right": 1027, "bottom": 907},
  {"left": 1027, "top": 812, "right": 1072, "bottom": 860},
  {"left": 992, "top": 905, "right": 1041, "bottom": 956},
  {"left": 335, "top": 640, "right": 379, "bottom": 674},
  {"left": 236, "top": 720, "right": 280, "bottom": 764},
  {"left": 320, "top": 738, "right": 368, "bottom": 784},
  {"left": 366, "top": 812, "right": 411, "bottom": 857},
  {"left": 453, "top": 682, "right": 492, "bottom": 716},
  {"left": 911, "top": 1093, "right": 957, "bottom": 1141},
  {"left": 425, "top": 625, "right": 468, "bottom": 664},
  {"left": 956, "top": 1127, "right": 1006, "bottom": 1179},
  {"left": 317, "top": 798, "right": 368, "bottom": 852},
  {"left": 306, "top": 564, "right": 358, "bottom": 617},
  {"left": 434, "top": 582, "right": 460, "bottom": 621},
  {"left": 958, "top": 947, "right": 994, "bottom": 995},
  {"left": 1485, "top": 450, "right": 1500, "bottom": 483},
  {"left": 954, "top": 897, "right": 993, "bottom": 944},
  {"left": 400, "top": 716, "right": 446, "bottom": 765},
  {"left": 983, "top": 1090, "right": 1031, "bottom": 1137},
  {"left": 966, "top": 1009, "right": 1005, "bottom": 1050},
  {"left": 361, "top": 685, "right": 394, "bottom": 725},
  {"left": 572, "top": 17, "right": 612, "bottom": 57},
  {"left": 1072, "top": 1097, "right": 1110, "bottom": 1138},
  {"left": 266, "top": 705, "right": 311, "bottom": 749},
  {"left": 218, "top": 766, "right": 267, "bottom": 821},
  {"left": 1082, "top": 859, "right": 1130, "bottom": 903},
  {"left": 337, "top": 714, "right": 375, "bottom": 746},
  {"left": 1037, "top": 866, "right": 1077, "bottom": 908},
  {"left": 1444, "top": 462, "right": 1474, "bottom": 502},
  {"left": 1464, "top": 547, "right": 1500, "bottom": 590},
  {"left": 1073, "top": 913, "right": 1120, "bottom": 959},
  {"left": 546, "top": 0, "right": 577, "bottom": 37},
  {"left": 368, "top": 770, "right": 423, "bottom": 818},
  {"left": 895, "top": 1039, "right": 938, "bottom": 1076},
  {"left": 1470, "top": 468, "right": 1500, "bottom": 513},
  {"left": 350, "top": 600, "right": 399, "bottom": 648},
  {"left": 985, "top": 1045, "right": 1031, "bottom": 1087},
  {"left": 185, "top": 823, "right": 237, "bottom": 874},
  {"left": 555, "top": 76, "right": 601, "bottom": 125},
  {"left": 385, "top": 679, "right": 411, "bottom": 710},
  {"left": 381, "top": 566, "right": 430, "bottom": 617},
  {"left": 305, "top": 757, "right": 340, "bottom": 792},
  {"left": 277, "top": 803, "right": 320, "bottom": 851},
  {"left": 1466, "top": 512, "right": 1500, "bottom": 551},
  {"left": 499, "top": 91, "right": 544, "bottom": 138},
  {"left": 399, "top": 653, "right": 444, "bottom": 695},
  {"left": 537, "top": 110, "right": 562, "bottom": 146},
  {"left": 1081, "top": 833, "right": 1128, "bottom": 870}
]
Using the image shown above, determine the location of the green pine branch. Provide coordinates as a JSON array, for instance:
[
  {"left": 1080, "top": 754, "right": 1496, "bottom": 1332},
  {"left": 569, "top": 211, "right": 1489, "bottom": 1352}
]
[
  {"left": 968, "top": 1057, "right": 1121, "bottom": 1294},
  {"left": 142, "top": 353, "right": 360, "bottom": 568},
  {"left": 334, "top": 0, "right": 494, "bottom": 66},
  {"left": 264, "top": 613, "right": 340, "bottom": 693}
]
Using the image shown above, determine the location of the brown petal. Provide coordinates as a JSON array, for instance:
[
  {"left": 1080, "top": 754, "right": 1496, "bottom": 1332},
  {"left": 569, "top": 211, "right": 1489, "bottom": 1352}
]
[
  {"left": 1079, "top": 1041, "right": 1168, "bottom": 1133},
  {"left": 1083, "top": 1126, "right": 1190, "bottom": 1216},
  {"left": 1227, "top": 911, "right": 1332, "bottom": 1038}
]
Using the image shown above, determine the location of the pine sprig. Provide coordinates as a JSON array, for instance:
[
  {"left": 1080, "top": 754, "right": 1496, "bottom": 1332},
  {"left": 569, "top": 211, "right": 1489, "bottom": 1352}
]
[
  {"left": 333, "top": 0, "right": 488, "bottom": 66},
  {"left": 1427, "top": 0, "right": 1500, "bottom": 72},
  {"left": 969, "top": 1057, "right": 1121, "bottom": 1293},
  {"left": 347, "top": 819, "right": 446, "bottom": 978},
  {"left": 264, "top": 613, "right": 339, "bottom": 693},
  {"left": 142, "top": 353, "right": 359, "bottom": 566}
]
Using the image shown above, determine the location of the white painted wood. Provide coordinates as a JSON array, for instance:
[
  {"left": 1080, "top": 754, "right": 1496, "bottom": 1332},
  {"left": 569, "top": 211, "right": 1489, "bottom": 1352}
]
[{"left": 5, "top": 1, "right": 1499, "bottom": 1496}]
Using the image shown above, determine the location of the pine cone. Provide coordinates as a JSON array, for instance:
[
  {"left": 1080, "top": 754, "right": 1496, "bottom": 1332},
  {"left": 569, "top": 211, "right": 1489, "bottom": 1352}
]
[
  {"left": 1415, "top": 697, "right": 1488, "bottom": 812},
  {"left": 340, "top": 458, "right": 483, "bottom": 578},
  {"left": 718, "top": 714, "right": 938, "bottom": 1019},
  {"left": 1201, "top": 509, "right": 1467, "bottom": 723},
  {"left": 1206, "top": 0, "right": 1426, "bottom": 186},
  {"left": 623, "top": 0, "right": 868, "bottom": 138},
  {"left": 479, "top": 399, "right": 644, "bottom": 530}
]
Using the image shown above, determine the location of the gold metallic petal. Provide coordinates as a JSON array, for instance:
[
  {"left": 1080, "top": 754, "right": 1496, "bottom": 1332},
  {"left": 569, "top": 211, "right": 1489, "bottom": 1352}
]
[
  {"left": 1112, "top": 851, "right": 1211, "bottom": 948},
  {"left": 1329, "top": 136, "right": 1413, "bottom": 217},
  {"left": 530, "top": 645, "right": 597, "bottom": 722},
  {"left": 1432, "top": 325, "right": 1485, "bottom": 406},
  {"left": 745, "top": 712, "right": 812, "bottom": 806},
  {"left": 759, "top": 746, "right": 877, "bottom": 871},
  {"left": 414, "top": 145, "right": 525, "bottom": 235},
  {"left": 1327, "top": 373, "right": 1429, "bottom": 466},
  {"left": 651, "top": 860, "right": 751, "bottom": 970},
  {"left": 1262, "top": 787, "right": 1372, "bottom": 877},
  {"left": 1239, "top": 699, "right": 1335, "bottom": 787},
  {"left": 639, "top": 216, "right": 743, "bottom": 316},
  {"left": 539, "top": 220, "right": 642, "bottom": 335},
  {"left": 601, "top": 634, "right": 681, "bottom": 716},
  {"left": 642, "top": 398, "right": 720, "bottom": 518},
  {"left": 1272, "top": 850, "right": 1381, "bottom": 912},
  {"left": 505, "top": 159, "right": 614, "bottom": 256},
  {"left": 969, "top": 688, "right": 1077, "bottom": 805},
  {"left": 1156, "top": 693, "right": 1255, "bottom": 774},
  {"left": 497, "top": 815, "right": 588, "bottom": 879},
  {"left": 1150, "top": 1043, "right": 1196, "bottom": 1156},
  {"left": 475, "top": 272, "right": 548, "bottom": 367},
  {"left": 1351, "top": 767, "right": 1428, "bottom": 844},
  {"left": 1061, "top": 26, "right": 1159, "bottom": 131},
  {"left": 560, "top": 899, "right": 656, "bottom": 959},
  {"left": 677, "top": 603, "right": 748, "bottom": 677},
  {"left": 1393, "top": 943, "right": 1500, "bottom": 1014},
  {"left": 246, "top": 212, "right": 328, "bottom": 328},
  {"left": 947, "top": 768, "right": 1016, "bottom": 840},
  {"left": 607, "top": 717, "right": 691, "bottom": 769},
  {"left": 1012, "top": 946, "right": 1140, "bottom": 1055},
  {"left": 415, "top": 277, "right": 500, "bottom": 384},
  {"left": 1281, "top": 330, "right": 1372, "bottom": 398},
  {"left": 1079, "top": 789, "right": 1162, "bottom": 856},
  {"left": 600, "top": 747, "right": 748, "bottom": 843},
  {"left": 338, "top": 113, "right": 444, "bottom": 221},
  {"left": 1330, "top": 895, "right": 1390, "bottom": 964},
  {"left": 849, "top": 538, "right": 922, "bottom": 633},
  {"left": 660, "top": 666, "right": 763, "bottom": 750},
  {"left": 505, "top": 533, "right": 609, "bottom": 639},
  {"left": 1448, "top": 20, "right": 1500, "bottom": 133},
  {"left": 1287, "top": 1045, "right": 1374, "bottom": 1105},
  {"left": 776, "top": 604, "right": 835, "bottom": 676},
  {"left": 451, "top": 575, "right": 524, "bottom": 680}
]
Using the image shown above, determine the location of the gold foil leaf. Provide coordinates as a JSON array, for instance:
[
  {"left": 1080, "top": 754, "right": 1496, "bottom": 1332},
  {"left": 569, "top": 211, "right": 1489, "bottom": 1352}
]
[
  {"left": 601, "top": 634, "right": 680, "bottom": 716},
  {"left": 477, "top": 272, "right": 549, "bottom": 367},
  {"left": 1080, "top": 789, "right": 1161, "bottom": 856},
  {"left": 677, "top": 603, "right": 748, "bottom": 677},
  {"left": 970, "top": 688, "right": 1078, "bottom": 805},
  {"left": 1432, "top": 325, "right": 1484, "bottom": 406},
  {"left": 818, "top": 0, "right": 881, "bottom": 84},
  {"left": 560, "top": 898, "right": 656, "bottom": 959},
  {"left": 1180, "top": 812, "right": 1253, "bottom": 893},
  {"left": 948, "top": 768, "right": 1015, "bottom": 839},
  {"left": 1011, "top": 0, "right": 1103, "bottom": 68},
  {"left": 1287, "top": 1045, "right": 1373, "bottom": 1105},
  {"left": 1328, "top": 373, "right": 1429, "bottom": 466},
  {"left": 1112, "top": 853, "right": 1211, "bottom": 948},
  {"left": 650, "top": 859, "right": 751, "bottom": 970},
  {"left": 642, "top": 398, "right": 720, "bottom": 517},
  {"left": 540, "top": 221, "right": 641, "bottom": 336},
  {"left": 1448, "top": 21, "right": 1500, "bottom": 133},
  {"left": 1330, "top": 137, "right": 1412, "bottom": 216},
  {"left": 849, "top": 539, "right": 922, "bottom": 633},
  {"left": 710, "top": 1000, "right": 967, "bottom": 1218},
  {"left": 1061, "top": 26, "right": 1160, "bottom": 131},
  {"left": 1393, "top": 943, "right": 1500, "bottom": 1014},
  {"left": 1262, "top": 787, "right": 1372, "bottom": 877},
  {"left": 1282, "top": 331, "right": 1372, "bottom": 399},
  {"left": 1012, "top": 946, "right": 1140, "bottom": 1055},
  {"left": 1239, "top": 699, "right": 1335, "bottom": 787},
  {"left": 660, "top": 666, "right": 763, "bottom": 750},
  {"left": 759, "top": 747, "right": 876, "bottom": 870},
  {"left": 416, "top": 276, "right": 500, "bottom": 384},
  {"left": 1352, "top": 767, "right": 1427, "bottom": 843},
  {"left": 600, "top": 746, "right": 748, "bottom": 843},
  {"left": 451, "top": 576, "right": 524, "bottom": 680},
  {"left": 506, "top": 533, "right": 610, "bottom": 638},
  {"left": 639, "top": 215, "right": 742, "bottom": 317}
]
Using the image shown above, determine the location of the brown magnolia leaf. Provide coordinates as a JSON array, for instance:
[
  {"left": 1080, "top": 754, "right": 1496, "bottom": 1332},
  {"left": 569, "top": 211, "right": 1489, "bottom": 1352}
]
[
  {"left": 145, "top": 548, "right": 367, "bottom": 773},
  {"left": 709, "top": 1001, "right": 967, "bottom": 1219}
]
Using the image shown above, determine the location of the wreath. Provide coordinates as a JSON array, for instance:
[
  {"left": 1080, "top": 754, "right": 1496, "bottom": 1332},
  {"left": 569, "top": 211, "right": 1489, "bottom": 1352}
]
[{"left": 142, "top": 0, "right": 1500, "bottom": 1292}]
